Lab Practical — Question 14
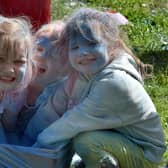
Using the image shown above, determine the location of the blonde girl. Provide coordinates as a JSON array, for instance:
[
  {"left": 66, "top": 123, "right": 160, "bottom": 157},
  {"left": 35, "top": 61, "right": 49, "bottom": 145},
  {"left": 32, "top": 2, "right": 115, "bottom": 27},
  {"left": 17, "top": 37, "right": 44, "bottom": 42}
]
[{"left": 0, "top": 15, "right": 36, "bottom": 142}]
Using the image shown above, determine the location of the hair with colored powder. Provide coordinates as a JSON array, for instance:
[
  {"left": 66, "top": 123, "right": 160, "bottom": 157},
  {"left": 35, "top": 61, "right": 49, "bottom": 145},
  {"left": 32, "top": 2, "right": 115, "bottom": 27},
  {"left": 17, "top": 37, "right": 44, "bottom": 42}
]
[
  {"left": 36, "top": 20, "right": 65, "bottom": 41},
  {"left": 0, "top": 15, "right": 36, "bottom": 92},
  {"left": 58, "top": 8, "right": 152, "bottom": 79},
  {"left": 35, "top": 20, "right": 66, "bottom": 60},
  {"left": 35, "top": 20, "right": 71, "bottom": 78}
]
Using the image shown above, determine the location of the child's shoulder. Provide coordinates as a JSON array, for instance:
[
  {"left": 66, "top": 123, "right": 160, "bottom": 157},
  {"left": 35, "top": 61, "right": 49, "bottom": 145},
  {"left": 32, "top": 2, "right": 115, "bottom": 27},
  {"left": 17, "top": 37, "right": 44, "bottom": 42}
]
[
  {"left": 92, "top": 54, "right": 144, "bottom": 94},
  {"left": 96, "top": 53, "right": 143, "bottom": 84},
  {"left": 91, "top": 70, "right": 129, "bottom": 98}
]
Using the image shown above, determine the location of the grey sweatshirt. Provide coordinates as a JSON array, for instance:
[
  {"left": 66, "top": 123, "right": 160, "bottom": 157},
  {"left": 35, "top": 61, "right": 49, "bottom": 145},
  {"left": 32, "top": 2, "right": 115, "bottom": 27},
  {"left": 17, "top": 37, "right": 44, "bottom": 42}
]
[{"left": 37, "top": 52, "right": 166, "bottom": 163}]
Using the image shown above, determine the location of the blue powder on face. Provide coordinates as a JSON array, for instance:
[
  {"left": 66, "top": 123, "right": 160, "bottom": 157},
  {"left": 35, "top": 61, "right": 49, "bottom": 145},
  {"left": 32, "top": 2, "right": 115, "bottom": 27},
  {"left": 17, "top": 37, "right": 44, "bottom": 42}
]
[{"left": 36, "top": 36, "right": 52, "bottom": 58}]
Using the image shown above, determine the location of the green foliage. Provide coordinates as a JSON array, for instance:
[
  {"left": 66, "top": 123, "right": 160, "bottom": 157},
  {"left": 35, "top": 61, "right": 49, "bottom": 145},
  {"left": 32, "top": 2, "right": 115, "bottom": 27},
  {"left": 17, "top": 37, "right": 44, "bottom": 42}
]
[
  {"left": 51, "top": 0, "right": 87, "bottom": 20},
  {"left": 145, "top": 73, "right": 168, "bottom": 165},
  {"left": 51, "top": 0, "right": 168, "bottom": 165}
]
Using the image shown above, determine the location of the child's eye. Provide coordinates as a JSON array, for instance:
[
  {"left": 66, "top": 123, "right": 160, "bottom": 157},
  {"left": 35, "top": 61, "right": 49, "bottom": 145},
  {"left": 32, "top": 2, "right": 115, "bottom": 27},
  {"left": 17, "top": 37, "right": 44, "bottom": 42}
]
[
  {"left": 37, "top": 46, "right": 45, "bottom": 53},
  {"left": 71, "top": 46, "right": 79, "bottom": 50}
]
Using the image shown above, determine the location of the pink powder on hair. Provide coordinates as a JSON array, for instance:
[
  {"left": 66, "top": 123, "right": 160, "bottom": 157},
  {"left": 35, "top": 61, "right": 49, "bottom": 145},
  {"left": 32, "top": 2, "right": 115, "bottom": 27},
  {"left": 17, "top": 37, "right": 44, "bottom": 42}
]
[{"left": 109, "top": 11, "right": 128, "bottom": 25}]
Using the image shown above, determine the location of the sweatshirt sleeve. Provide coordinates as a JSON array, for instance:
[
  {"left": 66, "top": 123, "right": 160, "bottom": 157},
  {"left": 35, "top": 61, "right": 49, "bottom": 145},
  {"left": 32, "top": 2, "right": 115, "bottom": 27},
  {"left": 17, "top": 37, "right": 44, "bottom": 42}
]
[
  {"left": 37, "top": 71, "right": 156, "bottom": 146},
  {"left": 24, "top": 81, "right": 70, "bottom": 142}
]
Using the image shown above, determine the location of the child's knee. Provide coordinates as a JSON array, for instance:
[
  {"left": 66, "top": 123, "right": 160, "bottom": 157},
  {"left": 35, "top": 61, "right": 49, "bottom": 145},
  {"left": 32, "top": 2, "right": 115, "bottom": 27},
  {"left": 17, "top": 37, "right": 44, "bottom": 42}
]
[
  {"left": 73, "top": 131, "right": 100, "bottom": 153},
  {"left": 73, "top": 131, "right": 120, "bottom": 167}
]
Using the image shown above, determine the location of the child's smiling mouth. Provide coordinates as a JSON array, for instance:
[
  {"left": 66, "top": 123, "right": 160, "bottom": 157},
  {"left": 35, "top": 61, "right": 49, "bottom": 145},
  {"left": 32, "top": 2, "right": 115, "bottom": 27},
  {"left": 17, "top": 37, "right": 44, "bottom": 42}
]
[
  {"left": 38, "top": 67, "right": 47, "bottom": 74},
  {"left": 0, "top": 76, "right": 16, "bottom": 83},
  {"left": 78, "top": 57, "right": 97, "bottom": 65}
]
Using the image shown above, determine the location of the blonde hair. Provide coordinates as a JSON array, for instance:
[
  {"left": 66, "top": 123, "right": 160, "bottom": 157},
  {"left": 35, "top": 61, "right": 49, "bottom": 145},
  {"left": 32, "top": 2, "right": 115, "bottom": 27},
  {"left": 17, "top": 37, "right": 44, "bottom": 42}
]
[
  {"left": 35, "top": 20, "right": 66, "bottom": 60},
  {"left": 36, "top": 20, "right": 65, "bottom": 40},
  {"left": 0, "top": 15, "right": 36, "bottom": 91},
  {"left": 58, "top": 8, "right": 152, "bottom": 79}
]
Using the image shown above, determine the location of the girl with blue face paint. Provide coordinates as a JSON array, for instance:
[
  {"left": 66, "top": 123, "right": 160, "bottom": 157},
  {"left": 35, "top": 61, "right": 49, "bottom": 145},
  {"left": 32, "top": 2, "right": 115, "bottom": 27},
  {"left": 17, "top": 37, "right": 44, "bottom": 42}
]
[
  {"left": 0, "top": 15, "right": 36, "bottom": 143},
  {"left": 22, "top": 20, "right": 70, "bottom": 145},
  {"left": 31, "top": 20, "right": 68, "bottom": 90},
  {"left": 33, "top": 8, "right": 166, "bottom": 168}
]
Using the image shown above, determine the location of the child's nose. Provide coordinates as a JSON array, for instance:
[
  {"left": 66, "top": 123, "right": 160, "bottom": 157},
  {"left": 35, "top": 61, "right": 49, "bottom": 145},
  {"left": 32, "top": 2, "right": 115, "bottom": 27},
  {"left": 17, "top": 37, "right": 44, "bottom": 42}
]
[
  {"left": 79, "top": 48, "right": 89, "bottom": 57},
  {"left": 4, "top": 64, "right": 15, "bottom": 74}
]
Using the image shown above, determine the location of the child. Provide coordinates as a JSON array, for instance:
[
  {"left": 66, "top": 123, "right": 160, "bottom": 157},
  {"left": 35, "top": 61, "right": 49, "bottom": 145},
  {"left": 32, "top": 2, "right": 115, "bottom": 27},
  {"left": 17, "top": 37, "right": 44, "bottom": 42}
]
[
  {"left": 0, "top": 20, "right": 72, "bottom": 168},
  {"left": 19, "top": 20, "right": 67, "bottom": 109},
  {"left": 31, "top": 20, "right": 67, "bottom": 91},
  {"left": 0, "top": 0, "right": 51, "bottom": 30},
  {"left": 19, "top": 20, "right": 70, "bottom": 145},
  {"left": 0, "top": 19, "right": 67, "bottom": 145},
  {"left": 35, "top": 8, "right": 166, "bottom": 168},
  {"left": 0, "top": 15, "right": 36, "bottom": 143}
]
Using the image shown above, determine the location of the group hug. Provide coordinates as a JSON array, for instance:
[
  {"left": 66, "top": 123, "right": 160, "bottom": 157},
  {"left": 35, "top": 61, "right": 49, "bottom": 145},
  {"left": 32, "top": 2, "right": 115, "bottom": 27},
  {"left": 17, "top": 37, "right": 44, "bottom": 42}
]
[{"left": 0, "top": 7, "right": 166, "bottom": 168}]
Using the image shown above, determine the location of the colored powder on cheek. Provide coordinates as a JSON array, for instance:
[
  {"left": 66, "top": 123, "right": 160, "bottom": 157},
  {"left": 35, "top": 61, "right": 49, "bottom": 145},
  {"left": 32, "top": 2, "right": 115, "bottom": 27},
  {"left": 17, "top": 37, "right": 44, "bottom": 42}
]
[
  {"left": 17, "top": 64, "right": 27, "bottom": 84},
  {"left": 37, "top": 37, "right": 52, "bottom": 58}
]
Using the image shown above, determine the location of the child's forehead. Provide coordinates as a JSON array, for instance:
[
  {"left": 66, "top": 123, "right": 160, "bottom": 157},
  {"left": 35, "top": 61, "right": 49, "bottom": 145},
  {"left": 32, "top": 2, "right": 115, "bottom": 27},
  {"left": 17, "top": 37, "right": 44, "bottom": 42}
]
[
  {"left": 37, "top": 36, "right": 52, "bottom": 48},
  {"left": 0, "top": 40, "right": 27, "bottom": 59},
  {"left": 70, "top": 22, "right": 99, "bottom": 42}
]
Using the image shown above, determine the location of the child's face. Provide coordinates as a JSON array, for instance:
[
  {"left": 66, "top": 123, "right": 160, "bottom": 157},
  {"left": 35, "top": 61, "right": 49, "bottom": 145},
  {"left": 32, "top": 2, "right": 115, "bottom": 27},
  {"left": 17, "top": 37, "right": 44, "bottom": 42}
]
[
  {"left": 32, "top": 37, "right": 64, "bottom": 88},
  {"left": 0, "top": 47, "right": 27, "bottom": 91},
  {"left": 69, "top": 24, "right": 110, "bottom": 76},
  {"left": 33, "top": 56, "right": 63, "bottom": 87}
]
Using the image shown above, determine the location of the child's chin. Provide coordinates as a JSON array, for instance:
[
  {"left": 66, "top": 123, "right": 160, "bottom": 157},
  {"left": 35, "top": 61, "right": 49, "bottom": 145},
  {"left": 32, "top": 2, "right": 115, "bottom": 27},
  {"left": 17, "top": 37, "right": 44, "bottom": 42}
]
[{"left": 0, "top": 83, "right": 17, "bottom": 92}]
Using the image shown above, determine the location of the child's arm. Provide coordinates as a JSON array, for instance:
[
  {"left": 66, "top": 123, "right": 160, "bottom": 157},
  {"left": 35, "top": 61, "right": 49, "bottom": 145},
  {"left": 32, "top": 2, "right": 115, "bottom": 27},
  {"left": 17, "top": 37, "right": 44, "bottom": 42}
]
[
  {"left": 36, "top": 71, "right": 155, "bottom": 146},
  {"left": 24, "top": 81, "right": 69, "bottom": 142}
]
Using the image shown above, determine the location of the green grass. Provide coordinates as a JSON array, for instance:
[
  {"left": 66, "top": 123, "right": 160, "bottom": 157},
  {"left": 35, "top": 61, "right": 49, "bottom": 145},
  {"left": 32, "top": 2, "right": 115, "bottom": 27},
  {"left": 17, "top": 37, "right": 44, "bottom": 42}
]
[{"left": 51, "top": 0, "right": 168, "bottom": 166}]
